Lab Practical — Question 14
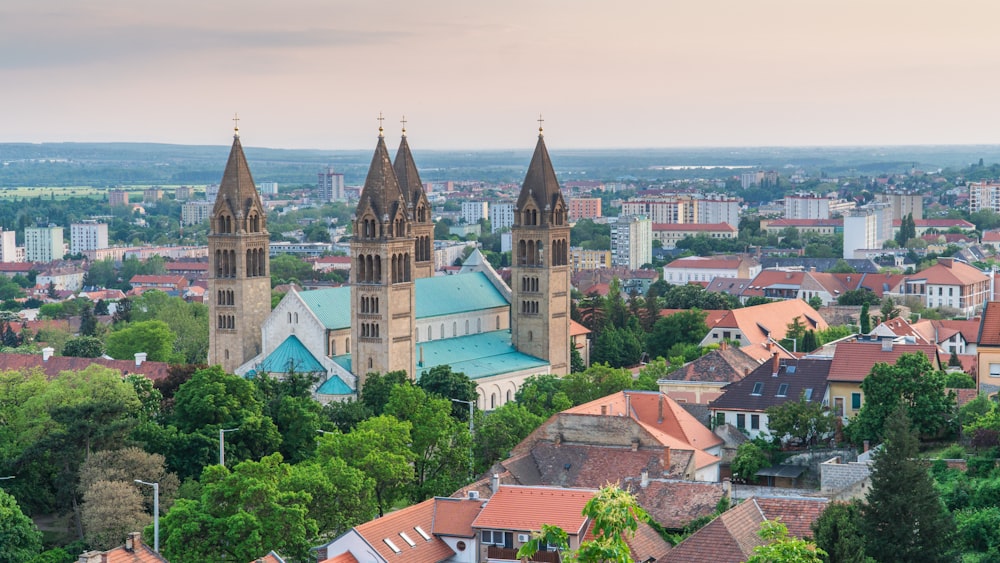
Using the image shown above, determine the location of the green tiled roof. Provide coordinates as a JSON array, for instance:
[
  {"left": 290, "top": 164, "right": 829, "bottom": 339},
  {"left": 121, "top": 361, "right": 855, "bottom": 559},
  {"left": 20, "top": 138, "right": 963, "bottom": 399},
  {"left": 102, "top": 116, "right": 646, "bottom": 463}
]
[
  {"left": 298, "top": 273, "right": 507, "bottom": 330},
  {"left": 317, "top": 374, "right": 354, "bottom": 395},
  {"left": 331, "top": 354, "right": 352, "bottom": 373},
  {"left": 415, "top": 273, "right": 507, "bottom": 318},
  {"left": 416, "top": 331, "right": 548, "bottom": 380},
  {"left": 256, "top": 335, "right": 325, "bottom": 374},
  {"left": 299, "top": 286, "right": 352, "bottom": 329}
]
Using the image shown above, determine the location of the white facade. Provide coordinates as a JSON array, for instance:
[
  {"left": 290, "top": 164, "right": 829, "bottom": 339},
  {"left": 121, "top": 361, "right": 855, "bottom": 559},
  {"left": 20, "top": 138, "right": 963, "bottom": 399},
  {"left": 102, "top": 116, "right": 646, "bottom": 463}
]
[
  {"left": 70, "top": 222, "right": 109, "bottom": 254},
  {"left": 181, "top": 201, "right": 213, "bottom": 225},
  {"left": 25, "top": 226, "right": 64, "bottom": 263},
  {"left": 257, "top": 182, "right": 279, "bottom": 196},
  {"left": 0, "top": 230, "right": 18, "bottom": 263},
  {"left": 621, "top": 200, "right": 687, "bottom": 224},
  {"left": 318, "top": 167, "right": 345, "bottom": 202},
  {"left": 697, "top": 197, "right": 741, "bottom": 228},
  {"left": 489, "top": 203, "right": 515, "bottom": 232},
  {"left": 843, "top": 206, "right": 887, "bottom": 259},
  {"left": 461, "top": 201, "right": 489, "bottom": 225},
  {"left": 784, "top": 196, "right": 830, "bottom": 220},
  {"left": 611, "top": 215, "right": 652, "bottom": 269}
]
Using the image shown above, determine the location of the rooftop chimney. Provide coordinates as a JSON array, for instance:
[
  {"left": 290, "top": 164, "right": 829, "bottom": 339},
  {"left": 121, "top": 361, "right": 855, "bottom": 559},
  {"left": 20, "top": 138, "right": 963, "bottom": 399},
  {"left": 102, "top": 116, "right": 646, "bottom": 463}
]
[
  {"left": 657, "top": 394, "right": 664, "bottom": 423},
  {"left": 42, "top": 347, "right": 54, "bottom": 362},
  {"left": 600, "top": 405, "right": 607, "bottom": 415},
  {"left": 882, "top": 339, "right": 893, "bottom": 352},
  {"left": 125, "top": 531, "right": 141, "bottom": 552},
  {"left": 77, "top": 552, "right": 103, "bottom": 563},
  {"left": 939, "top": 257, "right": 953, "bottom": 268},
  {"left": 134, "top": 352, "right": 147, "bottom": 367},
  {"left": 640, "top": 469, "right": 649, "bottom": 488},
  {"left": 720, "top": 340, "right": 728, "bottom": 351},
  {"left": 771, "top": 352, "right": 780, "bottom": 376},
  {"left": 491, "top": 474, "right": 500, "bottom": 495},
  {"left": 631, "top": 438, "right": 640, "bottom": 452}
]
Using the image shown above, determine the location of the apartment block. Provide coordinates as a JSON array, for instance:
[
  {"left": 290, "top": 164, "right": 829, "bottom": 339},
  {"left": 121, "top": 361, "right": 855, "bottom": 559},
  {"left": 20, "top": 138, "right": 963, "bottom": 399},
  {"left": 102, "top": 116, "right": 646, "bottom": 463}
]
[
  {"left": 568, "top": 198, "right": 603, "bottom": 221},
  {"left": 611, "top": 215, "right": 652, "bottom": 269},
  {"left": 25, "top": 225, "right": 64, "bottom": 263},
  {"left": 70, "top": 221, "right": 109, "bottom": 254},
  {"left": 108, "top": 189, "right": 129, "bottom": 206},
  {"left": 461, "top": 201, "right": 489, "bottom": 225},
  {"left": 318, "top": 167, "right": 345, "bottom": 202},
  {"left": 490, "top": 203, "right": 515, "bottom": 232}
]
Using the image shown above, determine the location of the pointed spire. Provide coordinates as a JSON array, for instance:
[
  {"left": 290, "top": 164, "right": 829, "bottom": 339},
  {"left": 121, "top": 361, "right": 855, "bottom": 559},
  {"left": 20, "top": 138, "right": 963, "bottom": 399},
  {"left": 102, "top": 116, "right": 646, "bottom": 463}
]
[
  {"left": 213, "top": 130, "right": 262, "bottom": 220},
  {"left": 357, "top": 133, "right": 406, "bottom": 224},
  {"left": 393, "top": 132, "right": 426, "bottom": 213},
  {"left": 516, "top": 128, "right": 564, "bottom": 222}
]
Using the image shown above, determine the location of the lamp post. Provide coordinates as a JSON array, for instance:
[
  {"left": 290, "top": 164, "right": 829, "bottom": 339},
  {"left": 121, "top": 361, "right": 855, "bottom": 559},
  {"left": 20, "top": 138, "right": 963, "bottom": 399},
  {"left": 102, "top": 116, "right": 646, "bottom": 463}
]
[
  {"left": 219, "top": 428, "right": 238, "bottom": 467},
  {"left": 133, "top": 480, "right": 159, "bottom": 553},
  {"left": 451, "top": 398, "right": 475, "bottom": 478}
]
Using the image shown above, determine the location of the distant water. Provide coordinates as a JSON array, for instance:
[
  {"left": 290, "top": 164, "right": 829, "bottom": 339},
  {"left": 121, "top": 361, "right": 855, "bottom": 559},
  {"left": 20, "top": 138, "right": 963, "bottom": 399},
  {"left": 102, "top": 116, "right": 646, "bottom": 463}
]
[{"left": 648, "top": 165, "right": 756, "bottom": 170}]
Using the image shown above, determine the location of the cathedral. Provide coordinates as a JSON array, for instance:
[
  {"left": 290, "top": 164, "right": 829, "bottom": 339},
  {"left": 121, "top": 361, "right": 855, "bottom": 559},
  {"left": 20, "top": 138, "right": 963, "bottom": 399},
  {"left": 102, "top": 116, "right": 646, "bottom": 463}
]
[{"left": 212, "top": 120, "right": 570, "bottom": 409}]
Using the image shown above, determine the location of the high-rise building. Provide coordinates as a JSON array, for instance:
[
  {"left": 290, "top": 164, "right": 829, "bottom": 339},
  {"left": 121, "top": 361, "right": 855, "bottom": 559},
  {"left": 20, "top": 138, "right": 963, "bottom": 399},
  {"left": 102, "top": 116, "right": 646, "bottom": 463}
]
[
  {"left": 611, "top": 215, "right": 652, "bottom": 269},
  {"left": 70, "top": 221, "right": 108, "bottom": 254},
  {"left": 620, "top": 199, "right": 689, "bottom": 224},
  {"left": 143, "top": 188, "right": 163, "bottom": 203},
  {"left": 510, "top": 127, "right": 571, "bottom": 375},
  {"left": 257, "top": 182, "right": 278, "bottom": 196},
  {"left": 568, "top": 198, "right": 602, "bottom": 221},
  {"left": 461, "top": 201, "right": 489, "bottom": 225},
  {"left": 207, "top": 128, "right": 271, "bottom": 374},
  {"left": 490, "top": 203, "right": 515, "bottom": 232},
  {"left": 0, "top": 230, "right": 17, "bottom": 263},
  {"left": 784, "top": 194, "right": 831, "bottom": 220},
  {"left": 174, "top": 186, "right": 194, "bottom": 201},
  {"left": 843, "top": 206, "right": 887, "bottom": 259},
  {"left": 109, "top": 189, "right": 129, "bottom": 206},
  {"left": 181, "top": 201, "right": 213, "bottom": 225},
  {"left": 697, "top": 195, "right": 741, "bottom": 228},
  {"left": 876, "top": 192, "right": 924, "bottom": 221},
  {"left": 25, "top": 225, "right": 64, "bottom": 263},
  {"left": 318, "top": 167, "right": 346, "bottom": 202}
]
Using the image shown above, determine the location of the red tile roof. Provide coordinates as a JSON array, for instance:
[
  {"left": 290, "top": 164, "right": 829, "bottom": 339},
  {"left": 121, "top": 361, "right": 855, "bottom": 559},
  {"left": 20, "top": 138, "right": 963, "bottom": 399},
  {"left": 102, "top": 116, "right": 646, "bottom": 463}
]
[
  {"left": 352, "top": 498, "right": 456, "bottom": 563},
  {"left": 129, "top": 274, "right": 189, "bottom": 285},
  {"left": 430, "top": 497, "right": 484, "bottom": 538},
  {"left": 978, "top": 302, "right": 1000, "bottom": 346},
  {"left": 653, "top": 222, "right": 736, "bottom": 232},
  {"left": 569, "top": 319, "right": 591, "bottom": 337},
  {"left": 249, "top": 552, "right": 286, "bottom": 563},
  {"left": 752, "top": 497, "right": 828, "bottom": 539},
  {"left": 629, "top": 480, "right": 726, "bottom": 530},
  {"left": 662, "top": 497, "right": 766, "bottom": 563},
  {"left": 319, "top": 553, "right": 359, "bottom": 563},
  {"left": 0, "top": 353, "right": 172, "bottom": 381},
  {"left": 827, "top": 341, "right": 940, "bottom": 382},
  {"left": 84, "top": 533, "right": 168, "bottom": 563},
  {"left": 708, "top": 300, "right": 828, "bottom": 347},
  {"left": 665, "top": 256, "right": 745, "bottom": 270},
  {"left": 472, "top": 485, "right": 594, "bottom": 536},
  {"left": 660, "top": 308, "right": 730, "bottom": 328}
]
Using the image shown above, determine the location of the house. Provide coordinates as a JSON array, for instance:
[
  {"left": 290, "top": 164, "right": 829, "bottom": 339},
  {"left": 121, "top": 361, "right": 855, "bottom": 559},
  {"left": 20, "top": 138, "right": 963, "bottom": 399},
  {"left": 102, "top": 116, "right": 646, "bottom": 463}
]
[
  {"left": 252, "top": 552, "right": 287, "bottom": 563},
  {"left": 977, "top": 301, "right": 1000, "bottom": 396},
  {"left": 569, "top": 319, "right": 591, "bottom": 367},
  {"left": 651, "top": 223, "right": 737, "bottom": 249},
  {"left": 885, "top": 258, "right": 990, "bottom": 318},
  {"left": 662, "top": 255, "right": 761, "bottom": 285},
  {"left": 313, "top": 255, "right": 352, "bottom": 273},
  {"left": 760, "top": 218, "right": 843, "bottom": 236},
  {"left": 77, "top": 532, "right": 168, "bottom": 563},
  {"left": 699, "top": 299, "right": 828, "bottom": 351},
  {"left": 37, "top": 264, "right": 86, "bottom": 291},
  {"left": 129, "top": 274, "right": 190, "bottom": 296},
  {"left": 663, "top": 497, "right": 828, "bottom": 563},
  {"left": 0, "top": 348, "right": 171, "bottom": 381},
  {"left": 709, "top": 355, "right": 832, "bottom": 440},
  {"left": 825, "top": 339, "right": 940, "bottom": 421},
  {"left": 659, "top": 341, "right": 760, "bottom": 405}
]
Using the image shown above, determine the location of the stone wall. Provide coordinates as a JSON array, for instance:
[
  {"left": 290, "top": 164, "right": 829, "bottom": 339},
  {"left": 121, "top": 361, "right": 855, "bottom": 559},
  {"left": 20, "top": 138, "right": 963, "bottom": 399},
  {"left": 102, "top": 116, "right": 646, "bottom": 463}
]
[
  {"left": 820, "top": 456, "right": 872, "bottom": 492},
  {"left": 732, "top": 484, "right": 821, "bottom": 500}
]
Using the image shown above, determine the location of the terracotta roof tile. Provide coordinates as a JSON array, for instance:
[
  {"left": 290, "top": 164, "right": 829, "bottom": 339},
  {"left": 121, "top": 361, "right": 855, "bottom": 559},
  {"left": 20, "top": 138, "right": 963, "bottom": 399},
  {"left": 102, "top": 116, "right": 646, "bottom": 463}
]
[
  {"left": 249, "top": 551, "right": 286, "bottom": 563},
  {"left": 664, "top": 256, "right": 746, "bottom": 270},
  {"left": 353, "top": 498, "right": 456, "bottom": 563},
  {"left": 431, "top": 497, "right": 484, "bottom": 538},
  {"left": 753, "top": 497, "right": 828, "bottom": 539},
  {"left": 706, "top": 300, "right": 828, "bottom": 347},
  {"left": 319, "top": 553, "right": 359, "bottom": 563},
  {"left": 472, "top": 485, "right": 594, "bottom": 535},
  {"left": 660, "top": 309, "right": 730, "bottom": 328},
  {"left": 85, "top": 533, "right": 168, "bottom": 563},
  {"left": 978, "top": 302, "right": 1000, "bottom": 346},
  {"left": 908, "top": 260, "right": 988, "bottom": 287},
  {"left": 662, "top": 498, "right": 766, "bottom": 563},
  {"left": 628, "top": 480, "right": 725, "bottom": 529},
  {"left": 0, "top": 352, "right": 171, "bottom": 381},
  {"left": 626, "top": 520, "right": 673, "bottom": 562},
  {"left": 671, "top": 346, "right": 760, "bottom": 384},
  {"left": 827, "top": 341, "right": 940, "bottom": 382}
]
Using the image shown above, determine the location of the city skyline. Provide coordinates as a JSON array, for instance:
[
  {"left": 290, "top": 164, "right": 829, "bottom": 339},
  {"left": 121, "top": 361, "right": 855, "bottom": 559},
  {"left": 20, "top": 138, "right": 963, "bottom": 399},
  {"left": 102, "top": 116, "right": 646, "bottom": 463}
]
[{"left": 4, "top": 0, "right": 1000, "bottom": 151}]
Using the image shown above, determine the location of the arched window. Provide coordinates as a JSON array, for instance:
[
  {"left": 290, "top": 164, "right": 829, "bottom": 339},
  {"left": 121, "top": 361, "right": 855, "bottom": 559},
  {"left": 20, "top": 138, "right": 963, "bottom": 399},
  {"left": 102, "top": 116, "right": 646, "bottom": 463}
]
[
  {"left": 427, "top": 326, "right": 432, "bottom": 341},
  {"left": 453, "top": 321, "right": 457, "bottom": 337},
  {"left": 441, "top": 323, "right": 445, "bottom": 339},
  {"left": 465, "top": 319, "right": 469, "bottom": 335},
  {"left": 491, "top": 393, "right": 496, "bottom": 409},
  {"left": 369, "top": 357, "right": 373, "bottom": 370}
]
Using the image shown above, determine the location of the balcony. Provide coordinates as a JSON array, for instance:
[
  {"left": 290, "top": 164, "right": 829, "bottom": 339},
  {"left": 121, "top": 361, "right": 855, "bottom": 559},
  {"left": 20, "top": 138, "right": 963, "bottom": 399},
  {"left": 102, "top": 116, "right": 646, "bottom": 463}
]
[{"left": 487, "top": 545, "right": 560, "bottom": 563}]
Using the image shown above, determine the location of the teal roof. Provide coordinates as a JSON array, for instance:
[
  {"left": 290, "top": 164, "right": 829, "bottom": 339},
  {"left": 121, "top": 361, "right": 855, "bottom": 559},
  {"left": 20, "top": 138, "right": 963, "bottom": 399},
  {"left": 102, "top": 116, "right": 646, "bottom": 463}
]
[
  {"left": 317, "top": 374, "right": 354, "bottom": 395},
  {"left": 257, "top": 335, "right": 325, "bottom": 374},
  {"left": 415, "top": 273, "right": 507, "bottom": 318},
  {"left": 297, "top": 273, "right": 507, "bottom": 330},
  {"left": 332, "top": 354, "right": 352, "bottom": 373},
  {"left": 299, "top": 286, "right": 352, "bottom": 330},
  {"left": 417, "top": 330, "right": 548, "bottom": 380}
]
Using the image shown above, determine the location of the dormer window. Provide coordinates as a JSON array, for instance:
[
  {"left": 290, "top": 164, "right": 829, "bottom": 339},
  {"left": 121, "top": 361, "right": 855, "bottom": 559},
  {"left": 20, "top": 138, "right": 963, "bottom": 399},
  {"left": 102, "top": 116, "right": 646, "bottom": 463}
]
[{"left": 777, "top": 383, "right": 789, "bottom": 397}]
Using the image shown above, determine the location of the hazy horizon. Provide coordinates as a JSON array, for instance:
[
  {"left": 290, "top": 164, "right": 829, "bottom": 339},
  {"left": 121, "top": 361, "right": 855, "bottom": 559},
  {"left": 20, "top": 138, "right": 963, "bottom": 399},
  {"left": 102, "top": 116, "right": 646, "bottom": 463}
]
[{"left": 4, "top": 1, "right": 1000, "bottom": 151}]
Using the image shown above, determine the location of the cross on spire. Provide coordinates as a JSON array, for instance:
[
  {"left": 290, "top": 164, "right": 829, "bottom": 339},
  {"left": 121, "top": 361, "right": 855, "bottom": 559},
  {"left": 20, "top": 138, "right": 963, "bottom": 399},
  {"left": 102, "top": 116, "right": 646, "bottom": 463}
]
[
  {"left": 233, "top": 113, "right": 240, "bottom": 137},
  {"left": 400, "top": 115, "right": 407, "bottom": 136},
  {"left": 377, "top": 112, "right": 385, "bottom": 137},
  {"left": 537, "top": 114, "right": 544, "bottom": 136}
]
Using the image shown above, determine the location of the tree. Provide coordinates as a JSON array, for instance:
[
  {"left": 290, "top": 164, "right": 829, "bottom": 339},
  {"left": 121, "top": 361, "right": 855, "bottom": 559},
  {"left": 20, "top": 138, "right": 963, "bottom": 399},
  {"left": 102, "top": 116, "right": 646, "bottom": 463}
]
[
  {"left": 105, "top": 320, "right": 180, "bottom": 363},
  {"left": 560, "top": 364, "right": 633, "bottom": 406},
  {"left": 280, "top": 458, "right": 377, "bottom": 541},
  {"left": 830, "top": 259, "right": 857, "bottom": 274},
  {"left": 78, "top": 304, "right": 98, "bottom": 337},
  {"left": 862, "top": 406, "right": 956, "bottom": 563},
  {"left": 417, "top": 365, "right": 477, "bottom": 422},
  {"left": 746, "top": 520, "right": 826, "bottom": 563},
  {"left": 879, "top": 297, "right": 900, "bottom": 321},
  {"left": 646, "top": 309, "right": 708, "bottom": 360},
  {"left": 732, "top": 442, "right": 769, "bottom": 483},
  {"left": 783, "top": 316, "right": 807, "bottom": 352},
  {"left": 838, "top": 289, "right": 880, "bottom": 307},
  {"left": 514, "top": 374, "right": 572, "bottom": 418},
  {"left": 0, "top": 488, "right": 42, "bottom": 563},
  {"left": 801, "top": 330, "right": 819, "bottom": 353},
  {"left": 859, "top": 303, "right": 871, "bottom": 334},
  {"left": 80, "top": 480, "right": 147, "bottom": 550},
  {"left": 811, "top": 500, "right": 869, "bottom": 563},
  {"left": 517, "top": 484, "right": 649, "bottom": 563},
  {"left": 808, "top": 295, "right": 824, "bottom": 311},
  {"left": 474, "top": 403, "right": 544, "bottom": 473},
  {"left": 766, "top": 395, "right": 833, "bottom": 446},
  {"left": 62, "top": 336, "right": 104, "bottom": 358},
  {"left": 846, "top": 352, "right": 955, "bottom": 443},
  {"left": 359, "top": 370, "right": 408, "bottom": 415}
]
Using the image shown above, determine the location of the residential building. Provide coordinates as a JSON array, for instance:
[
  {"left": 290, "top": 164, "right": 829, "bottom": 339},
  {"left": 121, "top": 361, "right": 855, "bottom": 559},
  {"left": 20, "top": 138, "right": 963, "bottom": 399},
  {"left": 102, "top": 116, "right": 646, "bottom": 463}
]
[
  {"left": 70, "top": 221, "right": 108, "bottom": 254},
  {"left": 109, "top": 189, "right": 129, "bottom": 206},
  {"left": 709, "top": 356, "right": 832, "bottom": 440},
  {"left": 489, "top": 203, "right": 515, "bottom": 232},
  {"left": 77, "top": 532, "right": 167, "bottom": 563},
  {"left": 569, "top": 247, "right": 611, "bottom": 272},
  {"left": 568, "top": 197, "right": 602, "bottom": 220},
  {"left": 0, "top": 229, "right": 18, "bottom": 262},
  {"left": 24, "top": 225, "right": 64, "bottom": 262},
  {"left": 662, "top": 255, "right": 761, "bottom": 285},
  {"left": 38, "top": 265, "right": 85, "bottom": 291},
  {"left": 181, "top": 201, "right": 213, "bottom": 225},
  {"left": 843, "top": 205, "right": 888, "bottom": 259},
  {"left": 130, "top": 274, "right": 190, "bottom": 296},
  {"left": 826, "top": 339, "right": 940, "bottom": 421},
  {"left": 143, "top": 188, "right": 163, "bottom": 203},
  {"left": 611, "top": 215, "right": 652, "bottom": 269},
  {"left": 899, "top": 218, "right": 976, "bottom": 236},
  {"left": 659, "top": 341, "right": 760, "bottom": 404},
  {"left": 621, "top": 199, "right": 689, "bottom": 224},
  {"left": 977, "top": 301, "right": 1000, "bottom": 395},
  {"left": 0, "top": 349, "right": 170, "bottom": 381},
  {"left": 269, "top": 242, "right": 333, "bottom": 257},
  {"left": 784, "top": 194, "right": 831, "bottom": 220},
  {"left": 741, "top": 170, "right": 765, "bottom": 189},
  {"left": 877, "top": 191, "right": 924, "bottom": 221},
  {"left": 652, "top": 222, "right": 737, "bottom": 249},
  {"left": 969, "top": 181, "right": 1000, "bottom": 214},
  {"left": 760, "top": 218, "right": 842, "bottom": 236},
  {"left": 696, "top": 195, "right": 741, "bottom": 228},
  {"left": 258, "top": 181, "right": 279, "bottom": 196},
  {"left": 699, "top": 299, "right": 828, "bottom": 351},
  {"left": 887, "top": 258, "right": 990, "bottom": 318},
  {"left": 318, "top": 166, "right": 346, "bottom": 202},
  {"left": 174, "top": 186, "right": 194, "bottom": 200},
  {"left": 461, "top": 201, "right": 489, "bottom": 225}
]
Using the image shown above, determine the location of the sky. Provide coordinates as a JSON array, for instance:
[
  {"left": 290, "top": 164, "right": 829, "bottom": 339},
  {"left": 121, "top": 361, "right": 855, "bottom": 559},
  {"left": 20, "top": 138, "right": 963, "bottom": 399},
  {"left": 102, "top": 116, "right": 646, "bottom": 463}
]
[{"left": 3, "top": 0, "right": 1000, "bottom": 151}]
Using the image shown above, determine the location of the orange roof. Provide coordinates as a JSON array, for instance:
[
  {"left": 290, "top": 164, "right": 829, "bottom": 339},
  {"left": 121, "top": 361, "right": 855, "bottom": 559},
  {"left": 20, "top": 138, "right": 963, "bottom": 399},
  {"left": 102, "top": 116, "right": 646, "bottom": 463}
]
[
  {"left": 664, "top": 256, "right": 745, "bottom": 270},
  {"left": 250, "top": 552, "right": 286, "bottom": 563},
  {"left": 662, "top": 496, "right": 766, "bottom": 562},
  {"left": 983, "top": 230, "right": 1000, "bottom": 243},
  {"left": 828, "top": 341, "right": 940, "bottom": 382},
  {"left": 129, "top": 274, "right": 188, "bottom": 285},
  {"left": 653, "top": 222, "right": 736, "bottom": 232},
  {"left": 319, "top": 554, "right": 359, "bottom": 563},
  {"left": 472, "top": 485, "right": 595, "bottom": 535},
  {"left": 353, "top": 498, "right": 456, "bottom": 563},
  {"left": 980, "top": 302, "right": 1000, "bottom": 346},
  {"left": 909, "top": 259, "right": 988, "bottom": 287},
  {"left": 570, "top": 319, "right": 591, "bottom": 337},
  {"left": 430, "top": 497, "right": 485, "bottom": 538},
  {"left": 708, "top": 299, "right": 828, "bottom": 347},
  {"left": 86, "top": 533, "right": 168, "bottom": 563},
  {"left": 0, "top": 352, "right": 171, "bottom": 381}
]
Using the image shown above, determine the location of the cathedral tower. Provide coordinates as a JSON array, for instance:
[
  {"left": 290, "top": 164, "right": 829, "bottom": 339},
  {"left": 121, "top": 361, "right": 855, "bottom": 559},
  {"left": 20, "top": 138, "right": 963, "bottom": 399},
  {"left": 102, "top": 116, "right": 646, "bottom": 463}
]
[
  {"left": 208, "top": 124, "right": 271, "bottom": 373},
  {"left": 392, "top": 121, "right": 435, "bottom": 279},
  {"left": 351, "top": 124, "right": 417, "bottom": 384},
  {"left": 510, "top": 124, "right": 571, "bottom": 374}
]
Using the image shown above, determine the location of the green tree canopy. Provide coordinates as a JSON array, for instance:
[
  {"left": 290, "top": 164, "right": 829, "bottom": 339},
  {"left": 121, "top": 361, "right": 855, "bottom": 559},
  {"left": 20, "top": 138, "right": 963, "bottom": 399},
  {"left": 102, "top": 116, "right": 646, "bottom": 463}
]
[
  {"left": 514, "top": 374, "right": 572, "bottom": 418},
  {"left": 746, "top": 520, "right": 826, "bottom": 563},
  {"left": 766, "top": 395, "right": 833, "bottom": 446},
  {"left": 105, "top": 319, "right": 180, "bottom": 363},
  {"left": 0, "top": 488, "right": 43, "bottom": 563},
  {"left": 647, "top": 309, "right": 708, "bottom": 360},
  {"left": 417, "top": 365, "right": 477, "bottom": 422},
  {"left": 474, "top": 403, "right": 544, "bottom": 473}
]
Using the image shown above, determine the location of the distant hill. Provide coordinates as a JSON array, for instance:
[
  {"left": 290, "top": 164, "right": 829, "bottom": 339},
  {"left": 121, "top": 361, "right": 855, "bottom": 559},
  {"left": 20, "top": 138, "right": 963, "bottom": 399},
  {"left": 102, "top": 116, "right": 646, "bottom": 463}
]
[{"left": 0, "top": 142, "right": 998, "bottom": 187}]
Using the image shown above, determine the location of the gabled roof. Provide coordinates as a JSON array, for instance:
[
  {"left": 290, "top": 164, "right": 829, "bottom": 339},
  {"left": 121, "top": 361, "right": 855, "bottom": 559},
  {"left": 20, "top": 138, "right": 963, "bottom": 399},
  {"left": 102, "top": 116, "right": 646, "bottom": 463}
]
[
  {"left": 81, "top": 532, "right": 168, "bottom": 563},
  {"left": 628, "top": 480, "right": 726, "bottom": 530},
  {"left": 870, "top": 318, "right": 933, "bottom": 345},
  {"left": 431, "top": 496, "right": 485, "bottom": 538},
  {"left": 670, "top": 345, "right": 760, "bottom": 383},
  {"left": 752, "top": 497, "right": 829, "bottom": 539},
  {"left": 908, "top": 259, "right": 988, "bottom": 286},
  {"left": 356, "top": 133, "right": 407, "bottom": 227},
  {"left": 709, "top": 357, "right": 832, "bottom": 412},
  {"left": 352, "top": 498, "right": 456, "bottom": 563},
  {"left": 254, "top": 335, "right": 325, "bottom": 374},
  {"left": 213, "top": 133, "right": 265, "bottom": 224},
  {"left": 250, "top": 551, "right": 286, "bottom": 563},
  {"left": 827, "top": 341, "right": 940, "bottom": 382},
  {"left": 472, "top": 485, "right": 594, "bottom": 535},
  {"left": 516, "top": 133, "right": 566, "bottom": 223},
  {"left": 979, "top": 301, "right": 1000, "bottom": 346},
  {"left": 705, "top": 277, "right": 753, "bottom": 296},
  {"left": 664, "top": 256, "right": 746, "bottom": 270},
  {"left": 319, "top": 554, "right": 359, "bottom": 563},
  {"left": 707, "top": 300, "right": 828, "bottom": 346},
  {"left": 0, "top": 352, "right": 171, "bottom": 381}
]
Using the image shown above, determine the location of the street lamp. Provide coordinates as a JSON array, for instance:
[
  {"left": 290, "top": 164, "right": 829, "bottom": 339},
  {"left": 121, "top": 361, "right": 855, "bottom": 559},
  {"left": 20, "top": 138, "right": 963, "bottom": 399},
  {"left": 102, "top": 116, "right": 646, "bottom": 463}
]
[
  {"left": 219, "top": 428, "right": 238, "bottom": 467},
  {"left": 133, "top": 480, "right": 159, "bottom": 553},
  {"left": 0, "top": 476, "right": 13, "bottom": 482},
  {"left": 451, "top": 398, "right": 475, "bottom": 478}
]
